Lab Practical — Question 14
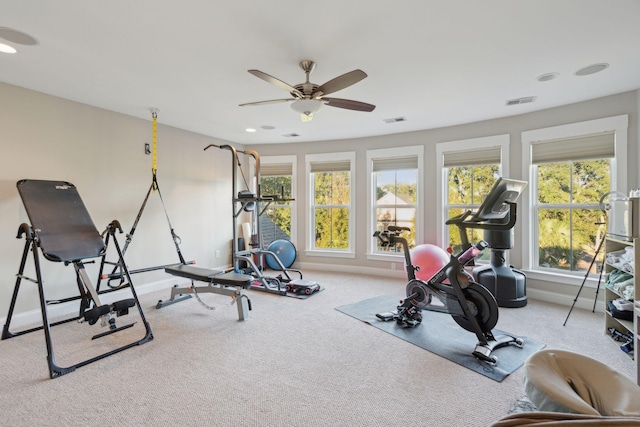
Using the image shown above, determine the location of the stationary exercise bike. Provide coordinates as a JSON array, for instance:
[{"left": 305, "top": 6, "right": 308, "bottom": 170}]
[{"left": 374, "top": 227, "right": 523, "bottom": 364}]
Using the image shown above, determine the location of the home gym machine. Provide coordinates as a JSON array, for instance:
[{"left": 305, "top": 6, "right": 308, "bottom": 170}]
[
  {"left": 204, "top": 143, "right": 320, "bottom": 296},
  {"left": 374, "top": 177, "right": 527, "bottom": 364},
  {"left": 102, "top": 109, "right": 253, "bottom": 319},
  {"left": 375, "top": 227, "right": 523, "bottom": 364},
  {"left": 446, "top": 177, "right": 528, "bottom": 308},
  {"left": 2, "top": 179, "right": 153, "bottom": 378}
]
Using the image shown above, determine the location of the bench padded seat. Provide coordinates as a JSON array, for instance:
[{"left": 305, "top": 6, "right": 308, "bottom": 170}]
[{"left": 165, "top": 265, "right": 252, "bottom": 288}]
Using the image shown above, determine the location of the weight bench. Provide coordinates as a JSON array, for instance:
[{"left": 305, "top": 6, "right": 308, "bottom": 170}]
[
  {"left": 157, "top": 264, "right": 252, "bottom": 320},
  {"left": 2, "top": 179, "right": 153, "bottom": 379}
]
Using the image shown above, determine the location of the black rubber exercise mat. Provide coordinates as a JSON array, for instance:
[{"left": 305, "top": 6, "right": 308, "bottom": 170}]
[
  {"left": 336, "top": 295, "right": 545, "bottom": 382},
  {"left": 17, "top": 179, "right": 105, "bottom": 262}
]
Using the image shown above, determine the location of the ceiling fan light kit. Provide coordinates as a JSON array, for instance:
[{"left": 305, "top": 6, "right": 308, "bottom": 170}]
[
  {"left": 291, "top": 99, "right": 324, "bottom": 122},
  {"left": 240, "top": 60, "right": 375, "bottom": 121}
]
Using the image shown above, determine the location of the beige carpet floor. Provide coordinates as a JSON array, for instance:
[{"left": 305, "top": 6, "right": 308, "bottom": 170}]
[{"left": 0, "top": 270, "right": 634, "bottom": 426}]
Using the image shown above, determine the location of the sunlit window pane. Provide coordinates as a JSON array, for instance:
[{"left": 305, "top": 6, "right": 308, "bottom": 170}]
[
  {"left": 445, "top": 164, "right": 499, "bottom": 256},
  {"left": 537, "top": 162, "right": 571, "bottom": 204},
  {"left": 374, "top": 167, "right": 417, "bottom": 252},
  {"left": 572, "top": 160, "right": 611, "bottom": 204},
  {"left": 260, "top": 175, "right": 293, "bottom": 245},
  {"left": 314, "top": 207, "right": 349, "bottom": 249},
  {"left": 535, "top": 159, "right": 610, "bottom": 272}
]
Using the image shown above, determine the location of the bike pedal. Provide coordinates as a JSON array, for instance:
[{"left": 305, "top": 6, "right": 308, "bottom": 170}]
[{"left": 375, "top": 312, "right": 396, "bottom": 321}]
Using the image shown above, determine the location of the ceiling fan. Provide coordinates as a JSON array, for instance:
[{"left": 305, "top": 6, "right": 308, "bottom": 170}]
[{"left": 239, "top": 60, "right": 376, "bottom": 122}]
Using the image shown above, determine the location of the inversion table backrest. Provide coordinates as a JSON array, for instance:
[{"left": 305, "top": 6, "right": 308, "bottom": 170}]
[{"left": 17, "top": 179, "right": 106, "bottom": 263}]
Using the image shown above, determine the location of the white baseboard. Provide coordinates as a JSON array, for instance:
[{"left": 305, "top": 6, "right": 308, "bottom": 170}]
[
  {"left": 526, "top": 287, "right": 604, "bottom": 313},
  {"left": 1, "top": 278, "right": 174, "bottom": 331},
  {"left": 296, "top": 261, "right": 407, "bottom": 279}
]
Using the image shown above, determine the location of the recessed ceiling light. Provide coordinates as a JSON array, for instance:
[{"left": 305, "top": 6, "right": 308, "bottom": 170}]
[
  {"left": 261, "top": 125, "right": 275, "bottom": 130},
  {"left": 245, "top": 128, "right": 256, "bottom": 133},
  {"left": 575, "top": 63, "right": 609, "bottom": 76},
  {"left": 0, "top": 43, "right": 17, "bottom": 54},
  {"left": 536, "top": 72, "right": 559, "bottom": 82},
  {"left": 0, "top": 27, "right": 38, "bottom": 45}
]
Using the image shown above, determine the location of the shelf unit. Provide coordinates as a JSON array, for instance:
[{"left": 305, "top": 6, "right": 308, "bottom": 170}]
[
  {"left": 636, "top": 304, "right": 639, "bottom": 385},
  {"left": 604, "top": 236, "right": 638, "bottom": 385}
]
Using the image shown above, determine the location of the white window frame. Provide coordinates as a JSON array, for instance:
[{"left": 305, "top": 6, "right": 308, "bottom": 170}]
[
  {"left": 305, "top": 151, "right": 356, "bottom": 259},
  {"left": 260, "top": 155, "right": 297, "bottom": 247},
  {"left": 521, "top": 115, "right": 628, "bottom": 284},
  {"left": 436, "top": 135, "right": 510, "bottom": 248},
  {"left": 366, "top": 145, "right": 424, "bottom": 261}
]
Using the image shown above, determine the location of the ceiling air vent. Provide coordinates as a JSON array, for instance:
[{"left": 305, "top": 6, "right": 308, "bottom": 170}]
[
  {"left": 283, "top": 133, "right": 300, "bottom": 137},
  {"left": 506, "top": 96, "right": 536, "bottom": 106},
  {"left": 383, "top": 117, "right": 407, "bottom": 124}
]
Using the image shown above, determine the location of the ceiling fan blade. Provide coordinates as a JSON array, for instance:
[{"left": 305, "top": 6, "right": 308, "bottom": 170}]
[
  {"left": 239, "top": 99, "right": 293, "bottom": 107},
  {"left": 315, "top": 70, "right": 367, "bottom": 96},
  {"left": 323, "top": 97, "right": 376, "bottom": 112},
  {"left": 248, "top": 70, "right": 303, "bottom": 98}
]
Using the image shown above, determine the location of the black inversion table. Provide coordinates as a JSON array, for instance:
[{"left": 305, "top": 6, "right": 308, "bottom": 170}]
[{"left": 2, "top": 179, "right": 153, "bottom": 379}]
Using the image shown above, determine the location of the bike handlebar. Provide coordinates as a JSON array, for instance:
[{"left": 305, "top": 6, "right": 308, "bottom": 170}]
[{"left": 388, "top": 225, "right": 410, "bottom": 233}]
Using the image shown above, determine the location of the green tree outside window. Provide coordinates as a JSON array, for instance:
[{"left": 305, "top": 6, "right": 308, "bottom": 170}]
[
  {"left": 313, "top": 171, "right": 350, "bottom": 249},
  {"left": 260, "top": 175, "right": 292, "bottom": 237},
  {"left": 446, "top": 165, "right": 499, "bottom": 258},
  {"left": 536, "top": 159, "right": 610, "bottom": 272}
]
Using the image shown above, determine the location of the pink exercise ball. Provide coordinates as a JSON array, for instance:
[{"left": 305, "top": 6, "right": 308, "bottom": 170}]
[{"left": 410, "top": 244, "right": 450, "bottom": 281}]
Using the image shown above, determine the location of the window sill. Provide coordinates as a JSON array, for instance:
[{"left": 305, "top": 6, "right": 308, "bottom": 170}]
[
  {"left": 305, "top": 250, "right": 355, "bottom": 259},
  {"left": 523, "top": 268, "right": 600, "bottom": 287},
  {"left": 366, "top": 252, "right": 405, "bottom": 262}
]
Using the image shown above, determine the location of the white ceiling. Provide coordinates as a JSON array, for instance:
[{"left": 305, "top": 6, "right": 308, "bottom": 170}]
[{"left": 2, "top": 1, "right": 640, "bottom": 145}]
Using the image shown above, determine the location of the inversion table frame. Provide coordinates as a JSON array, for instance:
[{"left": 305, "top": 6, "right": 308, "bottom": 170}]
[{"left": 1, "top": 179, "right": 153, "bottom": 379}]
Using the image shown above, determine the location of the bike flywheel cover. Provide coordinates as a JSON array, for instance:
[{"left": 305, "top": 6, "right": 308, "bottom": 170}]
[{"left": 405, "top": 279, "right": 432, "bottom": 309}]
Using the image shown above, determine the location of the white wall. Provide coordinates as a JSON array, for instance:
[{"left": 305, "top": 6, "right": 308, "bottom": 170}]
[{"left": 0, "top": 82, "right": 239, "bottom": 321}]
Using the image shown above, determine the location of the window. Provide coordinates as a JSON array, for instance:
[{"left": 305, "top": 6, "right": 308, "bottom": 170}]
[
  {"left": 260, "top": 155, "right": 296, "bottom": 246},
  {"left": 534, "top": 157, "right": 610, "bottom": 272},
  {"left": 306, "top": 152, "right": 355, "bottom": 258},
  {"left": 367, "top": 146, "right": 423, "bottom": 259},
  {"left": 446, "top": 163, "right": 500, "bottom": 255},
  {"left": 436, "top": 135, "right": 509, "bottom": 254},
  {"left": 522, "top": 115, "right": 628, "bottom": 279}
]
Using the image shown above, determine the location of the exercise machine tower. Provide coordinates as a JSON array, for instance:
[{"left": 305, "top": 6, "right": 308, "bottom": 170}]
[
  {"left": 204, "top": 143, "right": 319, "bottom": 295},
  {"left": 446, "top": 177, "right": 528, "bottom": 308}
]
